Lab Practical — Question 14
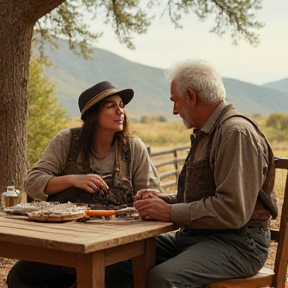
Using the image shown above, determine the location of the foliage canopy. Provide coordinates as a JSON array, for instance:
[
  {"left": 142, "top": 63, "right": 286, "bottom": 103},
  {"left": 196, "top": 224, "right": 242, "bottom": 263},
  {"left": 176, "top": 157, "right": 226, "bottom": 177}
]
[{"left": 35, "top": 0, "right": 264, "bottom": 59}]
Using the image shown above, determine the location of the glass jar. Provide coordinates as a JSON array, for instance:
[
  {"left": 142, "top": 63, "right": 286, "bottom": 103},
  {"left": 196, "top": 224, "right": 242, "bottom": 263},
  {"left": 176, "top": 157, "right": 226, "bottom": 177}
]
[{"left": 1, "top": 185, "right": 20, "bottom": 209}]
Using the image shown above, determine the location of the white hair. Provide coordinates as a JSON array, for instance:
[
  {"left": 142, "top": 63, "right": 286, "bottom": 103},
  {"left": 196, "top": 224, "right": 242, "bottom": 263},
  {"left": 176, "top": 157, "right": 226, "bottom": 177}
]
[{"left": 165, "top": 59, "right": 226, "bottom": 102}]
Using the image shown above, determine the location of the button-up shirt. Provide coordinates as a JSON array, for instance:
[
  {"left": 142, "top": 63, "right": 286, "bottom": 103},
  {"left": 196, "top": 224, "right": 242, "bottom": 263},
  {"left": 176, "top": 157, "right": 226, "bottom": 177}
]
[{"left": 169, "top": 102, "right": 272, "bottom": 229}]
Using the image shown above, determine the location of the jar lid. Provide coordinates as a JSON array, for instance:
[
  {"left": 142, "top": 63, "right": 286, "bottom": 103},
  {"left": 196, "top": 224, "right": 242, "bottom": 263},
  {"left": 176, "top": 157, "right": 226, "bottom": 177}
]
[{"left": 4, "top": 186, "right": 19, "bottom": 197}]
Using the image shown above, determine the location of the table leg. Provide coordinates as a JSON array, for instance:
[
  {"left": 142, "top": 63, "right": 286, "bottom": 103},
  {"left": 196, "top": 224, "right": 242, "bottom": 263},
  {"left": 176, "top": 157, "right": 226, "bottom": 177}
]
[
  {"left": 133, "top": 237, "right": 156, "bottom": 288},
  {"left": 76, "top": 251, "right": 105, "bottom": 288}
]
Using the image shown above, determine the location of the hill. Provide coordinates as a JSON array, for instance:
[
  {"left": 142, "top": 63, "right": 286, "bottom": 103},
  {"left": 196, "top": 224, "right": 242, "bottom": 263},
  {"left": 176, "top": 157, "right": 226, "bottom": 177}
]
[
  {"left": 41, "top": 41, "right": 288, "bottom": 120},
  {"left": 261, "top": 78, "right": 288, "bottom": 93}
]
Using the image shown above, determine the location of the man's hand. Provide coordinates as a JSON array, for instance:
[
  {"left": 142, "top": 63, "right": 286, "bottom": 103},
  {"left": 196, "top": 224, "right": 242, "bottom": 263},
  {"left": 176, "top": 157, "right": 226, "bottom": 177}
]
[{"left": 134, "top": 197, "right": 172, "bottom": 222}]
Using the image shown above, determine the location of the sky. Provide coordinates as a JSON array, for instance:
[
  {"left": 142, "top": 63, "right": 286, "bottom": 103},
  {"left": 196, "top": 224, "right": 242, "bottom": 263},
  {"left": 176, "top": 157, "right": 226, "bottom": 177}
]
[{"left": 92, "top": 0, "right": 288, "bottom": 86}]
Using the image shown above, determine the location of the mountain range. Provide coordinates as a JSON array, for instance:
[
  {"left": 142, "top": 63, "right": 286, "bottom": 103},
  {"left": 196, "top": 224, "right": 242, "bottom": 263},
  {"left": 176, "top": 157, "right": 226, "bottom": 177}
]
[{"left": 41, "top": 41, "right": 288, "bottom": 120}]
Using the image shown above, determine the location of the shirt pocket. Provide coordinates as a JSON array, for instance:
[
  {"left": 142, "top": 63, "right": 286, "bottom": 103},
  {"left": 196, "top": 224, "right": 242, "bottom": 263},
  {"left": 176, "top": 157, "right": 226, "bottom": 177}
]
[{"left": 185, "top": 159, "right": 215, "bottom": 202}]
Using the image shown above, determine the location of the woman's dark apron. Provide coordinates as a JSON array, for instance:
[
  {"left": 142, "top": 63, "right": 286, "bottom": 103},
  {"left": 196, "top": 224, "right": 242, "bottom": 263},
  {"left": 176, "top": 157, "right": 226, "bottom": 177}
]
[{"left": 47, "top": 128, "right": 135, "bottom": 207}]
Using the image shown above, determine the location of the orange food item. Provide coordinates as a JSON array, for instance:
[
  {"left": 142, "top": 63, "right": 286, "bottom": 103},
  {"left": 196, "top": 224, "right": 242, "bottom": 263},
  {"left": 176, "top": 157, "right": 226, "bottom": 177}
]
[{"left": 85, "top": 210, "right": 116, "bottom": 217}]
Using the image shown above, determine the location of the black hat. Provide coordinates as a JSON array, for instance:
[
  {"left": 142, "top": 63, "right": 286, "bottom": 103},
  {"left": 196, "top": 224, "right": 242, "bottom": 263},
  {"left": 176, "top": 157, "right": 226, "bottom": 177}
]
[{"left": 78, "top": 81, "right": 134, "bottom": 120}]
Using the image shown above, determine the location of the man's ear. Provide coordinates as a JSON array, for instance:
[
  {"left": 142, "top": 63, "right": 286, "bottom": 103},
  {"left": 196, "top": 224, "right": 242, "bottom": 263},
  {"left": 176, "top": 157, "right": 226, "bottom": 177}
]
[{"left": 187, "top": 88, "right": 196, "bottom": 106}]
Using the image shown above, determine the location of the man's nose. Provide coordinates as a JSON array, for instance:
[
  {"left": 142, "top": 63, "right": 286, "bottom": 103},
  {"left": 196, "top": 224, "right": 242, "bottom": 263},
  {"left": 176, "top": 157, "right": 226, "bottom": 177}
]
[{"left": 173, "top": 104, "right": 178, "bottom": 115}]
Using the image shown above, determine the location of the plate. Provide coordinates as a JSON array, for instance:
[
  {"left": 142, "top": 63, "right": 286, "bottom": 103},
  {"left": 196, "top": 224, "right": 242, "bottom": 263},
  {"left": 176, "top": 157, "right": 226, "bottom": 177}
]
[
  {"left": 27, "top": 211, "right": 85, "bottom": 222},
  {"left": 4, "top": 204, "right": 41, "bottom": 215},
  {"left": 27, "top": 203, "right": 87, "bottom": 223}
]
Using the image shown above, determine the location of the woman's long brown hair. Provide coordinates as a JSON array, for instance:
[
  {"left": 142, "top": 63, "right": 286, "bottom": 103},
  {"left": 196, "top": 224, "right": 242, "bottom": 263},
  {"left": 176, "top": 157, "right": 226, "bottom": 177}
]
[{"left": 78, "top": 99, "right": 133, "bottom": 170}]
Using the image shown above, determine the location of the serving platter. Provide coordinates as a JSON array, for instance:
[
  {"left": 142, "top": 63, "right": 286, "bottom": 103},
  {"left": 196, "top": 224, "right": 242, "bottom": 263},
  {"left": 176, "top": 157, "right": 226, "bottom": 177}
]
[
  {"left": 27, "top": 211, "right": 85, "bottom": 222},
  {"left": 26, "top": 203, "right": 87, "bottom": 222},
  {"left": 4, "top": 203, "right": 46, "bottom": 215}
]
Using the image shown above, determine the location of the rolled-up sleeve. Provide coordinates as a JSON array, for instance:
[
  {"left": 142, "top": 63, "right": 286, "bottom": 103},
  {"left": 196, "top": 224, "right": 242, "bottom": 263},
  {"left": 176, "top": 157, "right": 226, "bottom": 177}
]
[
  {"left": 129, "top": 137, "right": 162, "bottom": 191},
  {"left": 24, "top": 129, "right": 72, "bottom": 200}
]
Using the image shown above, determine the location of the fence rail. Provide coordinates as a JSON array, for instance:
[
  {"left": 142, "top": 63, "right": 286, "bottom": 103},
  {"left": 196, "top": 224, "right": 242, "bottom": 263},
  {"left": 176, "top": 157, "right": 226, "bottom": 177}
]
[{"left": 148, "top": 145, "right": 190, "bottom": 191}]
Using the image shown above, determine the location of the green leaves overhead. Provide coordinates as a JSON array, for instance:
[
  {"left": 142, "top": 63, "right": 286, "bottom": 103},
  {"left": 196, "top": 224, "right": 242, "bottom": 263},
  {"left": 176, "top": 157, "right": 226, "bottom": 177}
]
[
  {"left": 34, "top": 0, "right": 264, "bottom": 59},
  {"left": 161, "top": 0, "right": 264, "bottom": 45},
  {"left": 102, "top": 0, "right": 152, "bottom": 49}
]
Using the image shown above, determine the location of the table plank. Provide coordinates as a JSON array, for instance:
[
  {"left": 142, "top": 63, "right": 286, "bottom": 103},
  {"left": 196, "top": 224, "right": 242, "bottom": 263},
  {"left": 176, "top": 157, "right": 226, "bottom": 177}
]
[
  {"left": 0, "top": 215, "right": 177, "bottom": 253},
  {"left": 0, "top": 241, "right": 77, "bottom": 267}
]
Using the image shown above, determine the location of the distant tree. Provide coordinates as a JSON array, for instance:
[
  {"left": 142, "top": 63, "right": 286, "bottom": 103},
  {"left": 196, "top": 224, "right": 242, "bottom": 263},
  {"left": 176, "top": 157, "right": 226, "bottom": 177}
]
[
  {"left": 27, "top": 56, "right": 67, "bottom": 168},
  {"left": 0, "top": 0, "right": 265, "bottom": 199},
  {"left": 140, "top": 115, "right": 149, "bottom": 123},
  {"left": 140, "top": 115, "right": 167, "bottom": 123},
  {"left": 265, "top": 113, "right": 288, "bottom": 131},
  {"left": 158, "top": 115, "right": 167, "bottom": 122},
  {"left": 264, "top": 113, "right": 288, "bottom": 142},
  {"left": 251, "top": 113, "right": 263, "bottom": 121}
]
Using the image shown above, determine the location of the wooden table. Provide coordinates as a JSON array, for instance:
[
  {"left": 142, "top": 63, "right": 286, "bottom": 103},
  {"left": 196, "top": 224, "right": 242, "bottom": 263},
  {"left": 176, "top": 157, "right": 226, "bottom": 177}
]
[{"left": 0, "top": 214, "right": 176, "bottom": 288}]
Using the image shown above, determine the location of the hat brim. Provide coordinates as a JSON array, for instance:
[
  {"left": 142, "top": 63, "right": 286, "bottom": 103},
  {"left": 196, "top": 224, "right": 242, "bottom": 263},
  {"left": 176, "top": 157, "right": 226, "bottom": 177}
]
[
  {"left": 113, "top": 89, "right": 134, "bottom": 105},
  {"left": 81, "top": 88, "right": 134, "bottom": 119}
]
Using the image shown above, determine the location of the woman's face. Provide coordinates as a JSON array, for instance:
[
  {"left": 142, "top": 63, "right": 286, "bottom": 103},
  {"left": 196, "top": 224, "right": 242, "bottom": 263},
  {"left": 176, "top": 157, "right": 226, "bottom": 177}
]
[{"left": 96, "top": 95, "right": 125, "bottom": 132}]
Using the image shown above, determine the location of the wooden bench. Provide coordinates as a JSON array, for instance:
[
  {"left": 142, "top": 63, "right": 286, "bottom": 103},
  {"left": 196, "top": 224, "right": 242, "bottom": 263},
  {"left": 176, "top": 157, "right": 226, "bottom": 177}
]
[{"left": 206, "top": 157, "right": 288, "bottom": 288}]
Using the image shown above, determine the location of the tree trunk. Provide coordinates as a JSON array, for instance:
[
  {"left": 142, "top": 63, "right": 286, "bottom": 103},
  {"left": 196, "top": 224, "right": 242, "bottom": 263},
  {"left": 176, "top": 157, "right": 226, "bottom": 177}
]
[
  {"left": 0, "top": 11, "right": 32, "bottom": 206},
  {"left": 0, "top": 0, "right": 65, "bottom": 209}
]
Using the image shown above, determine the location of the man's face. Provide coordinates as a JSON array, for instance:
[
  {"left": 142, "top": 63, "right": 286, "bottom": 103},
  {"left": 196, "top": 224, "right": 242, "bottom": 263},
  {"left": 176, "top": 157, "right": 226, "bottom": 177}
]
[{"left": 170, "top": 81, "right": 194, "bottom": 129}]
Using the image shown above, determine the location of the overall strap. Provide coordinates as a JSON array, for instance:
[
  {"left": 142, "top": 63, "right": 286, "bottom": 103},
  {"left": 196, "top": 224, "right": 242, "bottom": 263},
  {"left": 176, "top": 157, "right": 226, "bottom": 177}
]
[
  {"left": 218, "top": 110, "right": 278, "bottom": 219},
  {"left": 67, "top": 127, "right": 90, "bottom": 173},
  {"left": 115, "top": 139, "right": 131, "bottom": 180},
  {"left": 67, "top": 127, "right": 81, "bottom": 163}
]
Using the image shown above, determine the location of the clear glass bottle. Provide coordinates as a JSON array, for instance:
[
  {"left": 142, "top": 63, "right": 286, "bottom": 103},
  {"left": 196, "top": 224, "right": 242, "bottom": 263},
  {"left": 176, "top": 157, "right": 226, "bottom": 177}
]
[{"left": 1, "top": 185, "right": 20, "bottom": 209}]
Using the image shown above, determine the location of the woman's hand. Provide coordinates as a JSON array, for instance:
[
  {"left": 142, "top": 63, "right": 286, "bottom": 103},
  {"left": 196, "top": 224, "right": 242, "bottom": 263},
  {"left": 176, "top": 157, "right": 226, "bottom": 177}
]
[
  {"left": 70, "top": 174, "right": 109, "bottom": 193},
  {"left": 133, "top": 188, "right": 165, "bottom": 200}
]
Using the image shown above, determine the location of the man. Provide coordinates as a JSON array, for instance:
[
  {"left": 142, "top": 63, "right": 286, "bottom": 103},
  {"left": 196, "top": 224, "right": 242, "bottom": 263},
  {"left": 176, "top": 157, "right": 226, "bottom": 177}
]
[{"left": 134, "top": 59, "right": 278, "bottom": 288}]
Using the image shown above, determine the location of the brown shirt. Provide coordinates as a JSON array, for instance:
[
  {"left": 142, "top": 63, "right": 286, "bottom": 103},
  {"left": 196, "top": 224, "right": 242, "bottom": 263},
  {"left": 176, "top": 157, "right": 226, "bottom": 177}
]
[
  {"left": 170, "top": 102, "right": 273, "bottom": 229},
  {"left": 24, "top": 128, "right": 158, "bottom": 200}
]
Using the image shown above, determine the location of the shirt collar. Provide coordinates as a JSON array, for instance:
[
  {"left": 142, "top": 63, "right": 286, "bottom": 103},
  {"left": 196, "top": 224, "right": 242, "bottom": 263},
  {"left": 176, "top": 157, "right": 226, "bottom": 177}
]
[{"left": 200, "top": 101, "right": 228, "bottom": 135}]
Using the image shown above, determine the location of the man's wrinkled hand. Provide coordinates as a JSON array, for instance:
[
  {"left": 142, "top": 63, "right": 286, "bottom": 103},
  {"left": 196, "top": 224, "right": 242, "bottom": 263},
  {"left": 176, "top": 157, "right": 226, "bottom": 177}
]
[{"left": 134, "top": 197, "right": 171, "bottom": 222}]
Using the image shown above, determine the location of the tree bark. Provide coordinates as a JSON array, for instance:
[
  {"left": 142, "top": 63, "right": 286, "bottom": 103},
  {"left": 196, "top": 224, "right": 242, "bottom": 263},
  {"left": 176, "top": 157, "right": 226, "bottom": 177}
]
[{"left": 0, "top": 0, "right": 64, "bottom": 207}]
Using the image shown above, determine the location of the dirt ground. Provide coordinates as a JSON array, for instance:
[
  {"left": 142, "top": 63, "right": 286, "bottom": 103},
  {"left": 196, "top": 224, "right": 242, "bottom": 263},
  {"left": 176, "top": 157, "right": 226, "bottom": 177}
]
[{"left": 0, "top": 257, "right": 16, "bottom": 288}]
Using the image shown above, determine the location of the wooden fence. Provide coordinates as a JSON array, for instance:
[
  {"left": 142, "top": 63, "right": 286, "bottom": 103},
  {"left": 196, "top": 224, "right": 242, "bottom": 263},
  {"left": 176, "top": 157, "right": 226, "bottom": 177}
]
[{"left": 148, "top": 145, "right": 190, "bottom": 192}]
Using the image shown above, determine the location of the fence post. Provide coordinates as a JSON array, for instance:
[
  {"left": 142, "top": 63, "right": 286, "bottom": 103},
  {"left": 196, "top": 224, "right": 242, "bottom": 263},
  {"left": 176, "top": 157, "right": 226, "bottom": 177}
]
[
  {"left": 173, "top": 150, "right": 179, "bottom": 185},
  {"left": 147, "top": 146, "right": 151, "bottom": 156}
]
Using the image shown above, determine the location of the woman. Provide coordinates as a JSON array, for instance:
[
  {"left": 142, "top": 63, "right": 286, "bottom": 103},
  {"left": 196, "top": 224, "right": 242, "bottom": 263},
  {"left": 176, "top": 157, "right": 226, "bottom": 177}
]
[{"left": 7, "top": 81, "right": 158, "bottom": 288}]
